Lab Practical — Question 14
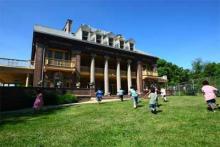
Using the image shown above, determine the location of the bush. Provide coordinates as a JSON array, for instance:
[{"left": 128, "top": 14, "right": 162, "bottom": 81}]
[
  {"left": 43, "top": 91, "right": 60, "bottom": 105},
  {"left": 57, "top": 93, "right": 77, "bottom": 104},
  {"left": 41, "top": 90, "right": 77, "bottom": 105}
]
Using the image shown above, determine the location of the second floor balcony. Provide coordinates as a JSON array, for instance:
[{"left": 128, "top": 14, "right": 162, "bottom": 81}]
[{"left": 44, "top": 58, "right": 75, "bottom": 71}]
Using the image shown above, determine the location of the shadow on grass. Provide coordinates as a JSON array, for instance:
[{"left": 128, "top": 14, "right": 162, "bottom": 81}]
[
  {"left": 156, "top": 110, "right": 163, "bottom": 114},
  {"left": 157, "top": 104, "right": 163, "bottom": 107},
  {"left": 0, "top": 107, "right": 67, "bottom": 126},
  {"left": 137, "top": 104, "right": 145, "bottom": 108}
]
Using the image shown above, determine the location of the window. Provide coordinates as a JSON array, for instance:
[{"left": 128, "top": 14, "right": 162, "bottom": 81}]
[
  {"left": 55, "top": 51, "right": 63, "bottom": 59},
  {"left": 47, "top": 50, "right": 53, "bottom": 58},
  {"left": 120, "top": 41, "right": 124, "bottom": 49},
  {"left": 130, "top": 43, "right": 134, "bottom": 51},
  {"left": 82, "top": 31, "right": 89, "bottom": 40},
  {"left": 65, "top": 52, "right": 69, "bottom": 60},
  {"left": 115, "top": 43, "right": 119, "bottom": 48},
  {"left": 147, "top": 65, "right": 153, "bottom": 71},
  {"left": 142, "top": 65, "right": 147, "bottom": 70},
  {"left": 96, "top": 35, "right": 101, "bottom": 43},
  {"left": 109, "top": 38, "right": 113, "bottom": 46}
]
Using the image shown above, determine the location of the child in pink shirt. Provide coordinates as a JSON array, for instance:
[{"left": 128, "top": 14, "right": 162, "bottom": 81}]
[
  {"left": 201, "top": 80, "right": 218, "bottom": 111},
  {"left": 33, "top": 88, "right": 44, "bottom": 111}
]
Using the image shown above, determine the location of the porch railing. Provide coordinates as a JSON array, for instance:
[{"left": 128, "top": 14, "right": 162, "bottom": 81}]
[
  {"left": 142, "top": 70, "right": 158, "bottom": 77},
  {"left": 80, "top": 66, "right": 136, "bottom": 76},
  {"left": 0, "top": 58, "right": 34, "bottom": 68},
  {"left": 45, "top": 58, "right": 74, "bottom": 68}
]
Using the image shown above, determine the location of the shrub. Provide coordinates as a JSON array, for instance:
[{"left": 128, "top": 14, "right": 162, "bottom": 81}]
[
  {"left": 43, "top": 91, "right": 59, "bottom": 105},
  {"left": 40, "top": 90, "right": 77, "bottom": 105},
  {"left": 57, "top": 93, "right": 77, "bottom": 104}
]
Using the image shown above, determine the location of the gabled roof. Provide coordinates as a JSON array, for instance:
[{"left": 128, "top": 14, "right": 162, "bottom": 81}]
[{"left": 33, "top": 25, "right": 158, "bottom": 59}]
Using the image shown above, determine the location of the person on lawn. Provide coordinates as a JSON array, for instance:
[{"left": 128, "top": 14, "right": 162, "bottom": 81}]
[
  {"left": 96, "top": 89, "right": 103, "bottom": 104},
  {"left": 117, "top": 88, "right": 124, "bottom": 101},
  {"left": 154, "top": 86, "right": 160, "bottom": 107},
  {"left": 33, "top": 88, "right": 44, "bottom": 112},
  {"left": 148, "top": 87, "right": 158, "bottom": 114},
  {"left": 129, "top": 86, "right": 139, "bottom": 108},
  {"left": 161, "top": 87, "right": 168, "bottom": 102},
  {"left": 201, "top": 80, "right": 219, "bottom": 112}
]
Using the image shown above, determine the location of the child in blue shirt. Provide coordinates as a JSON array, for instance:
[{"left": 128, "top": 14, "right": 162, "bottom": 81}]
[
  {"left": 96, "top": 89, "right": 103, "bottom": 103},
  {"left": 129, "top": 86, "right": 139, "bottom": 108}
]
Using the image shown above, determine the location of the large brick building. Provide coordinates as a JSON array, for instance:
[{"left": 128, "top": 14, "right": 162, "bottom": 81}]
[{"left": 0, "top": 19, "right": 166, "bottom": 95}]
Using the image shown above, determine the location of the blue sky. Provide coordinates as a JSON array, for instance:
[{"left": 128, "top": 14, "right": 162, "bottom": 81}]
[{"left": 0, "top": 0, "right": 219, "bottom": 69}]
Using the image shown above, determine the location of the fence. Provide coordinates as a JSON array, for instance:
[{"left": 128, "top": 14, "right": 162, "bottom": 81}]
[{"left": 166, "top": 77, "right": 220, "bottom": 96}]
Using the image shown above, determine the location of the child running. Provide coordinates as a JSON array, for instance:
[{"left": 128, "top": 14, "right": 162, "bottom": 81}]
[
  {"left": 33, "top": 88, "right": 44, "bottom": 112},
  {"left": 148, "top": 87, "right": 158, "bottom": 114},
  {"left": 161, "top": 88, "right": 168, "bottom": 102},
  {"left": 96, "top": 89, "right": 103, "bottom": 104},
  {"left": 201, "top": 80, "right": 219, "bottom": 112},
  {"left": 117, "top": 88, "right": 124, "bottom": 101},
  {"left": 130, "top": 86, "right": 139, "bottom": 108}
]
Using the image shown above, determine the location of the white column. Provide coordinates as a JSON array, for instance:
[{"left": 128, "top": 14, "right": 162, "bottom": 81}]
[
  {"left": 116, "top": 58, "right": 121, "bottom": 92},
  {"left": 137, "top": 61, "right": 143, "bottom": 94},
  {"left": 25, "top": 73, "right": 29, "bottom": 87},
  {"left": 90, "top": 54, "right": 95, "bottom": 86},
  {"left": 104, "top": 56, "right": 109, "bottom": 95},
  {"left": 127, "top": 60, "right": 132, "bottom": 93}
]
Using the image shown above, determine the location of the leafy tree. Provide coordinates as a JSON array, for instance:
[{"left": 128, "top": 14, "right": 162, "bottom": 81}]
[
  {"left": 157, "top": 59, "right": 190, "bottom": 85},
  {"left": 157, "top": 58, "right": 219, "bottom": 88},
  {"left": 191, "top": 58, "right": 204, "bottom": 79}
]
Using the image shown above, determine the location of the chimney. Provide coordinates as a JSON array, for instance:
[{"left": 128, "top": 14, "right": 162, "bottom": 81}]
[{"left": 63, "top": 19, "right": 73, "bottom": 33}]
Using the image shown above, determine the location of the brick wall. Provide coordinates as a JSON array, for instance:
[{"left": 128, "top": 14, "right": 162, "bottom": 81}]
[{"left": 33, "top": 43, "right": 44, "bottom": 86}]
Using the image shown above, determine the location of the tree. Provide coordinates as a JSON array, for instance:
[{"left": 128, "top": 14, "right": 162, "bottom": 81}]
[
  {"left": 191, "top": 58, "right": 204, "bottom": 79},
  {"left": 157, "top": 59, "right": 190, "bottom": 85},
  {"left": 203, "top": 62, "right": 216, "bottom": 77}
]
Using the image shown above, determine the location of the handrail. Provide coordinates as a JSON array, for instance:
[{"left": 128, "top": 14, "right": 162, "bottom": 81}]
[
  {"left": 45, "top": 58, "right": 74, "bottom": 68},
  {"left": 0, "top": 58, "right": 34, "bottom": 68},
  {"left": 80, "top": 66, "right": 136, "bottom": 76},
  {"left": 142, "top": 70, "right": 158, "bottom": 76}
]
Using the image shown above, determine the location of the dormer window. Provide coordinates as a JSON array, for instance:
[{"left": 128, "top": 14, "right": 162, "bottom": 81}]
[
  {"left": 109, "top": 38, "right": 113, "bottom": 46},
  {"left": 96, "top": 35, "right": 101, "bottom": 44},
  {"left": 82, "top": 31, "right": 89, "bottom": 41},
  {"left": 115, "top": 43, "right": 119, "bottom": 48},
  {"left": 130, "top": 43, "right": 134, "bottom": 51},
  {"left": 47, "top": 50, "right": 53, "bottom": 58},
  {"left": 120, "top": 40, "right": 124, "bottom": 49}
]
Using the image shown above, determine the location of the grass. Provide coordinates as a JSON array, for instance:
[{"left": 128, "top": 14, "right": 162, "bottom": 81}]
[{"left": 0, "top": 96, "right": 220, "bottom": 147}]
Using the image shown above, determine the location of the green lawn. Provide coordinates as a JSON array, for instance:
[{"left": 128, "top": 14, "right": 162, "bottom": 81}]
[{"left": 0, "top": 96, "right": 220, "bottom": 147}]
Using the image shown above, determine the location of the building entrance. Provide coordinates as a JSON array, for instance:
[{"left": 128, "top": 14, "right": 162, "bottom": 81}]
[{"left": 109, "top": 77, "right": 117, "bottom": 95}]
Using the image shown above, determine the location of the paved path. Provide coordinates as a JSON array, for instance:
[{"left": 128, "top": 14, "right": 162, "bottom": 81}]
[{"left": 1, "top": 97, "right": 131, "bottom": 115}]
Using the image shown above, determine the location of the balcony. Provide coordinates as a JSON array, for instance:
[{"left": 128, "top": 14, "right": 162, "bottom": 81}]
[
  {"left": 0, "top": 58, "right": 34, "bottom": 69},
  {"left": 45, "top": 58, "right": 75, "bottom": 71},
  {"left": 142, "top": 70, "right": 158, "bottom": 77}
]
